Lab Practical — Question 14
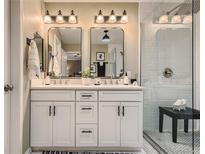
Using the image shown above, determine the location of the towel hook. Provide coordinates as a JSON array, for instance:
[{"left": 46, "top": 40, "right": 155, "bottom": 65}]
[{"left": 26, "top": 32, "right": 42, "bottom": 46}]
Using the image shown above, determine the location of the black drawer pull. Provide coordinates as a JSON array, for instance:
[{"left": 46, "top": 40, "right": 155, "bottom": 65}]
[
  {"left": 118, "top": 106, "right": 120, "bottom": 116},
  {"left": 49, "top": 106, "right": 52, "bottom": 116},
  {"left": 122, "top": 106, "right": 125, "bottom": 117},
  {"left": 81, "top": 130, "right": 92, "bottom": 133},
  {"left": 81, "top": 94, "right": 92, "bottom": 97},
  {"left": 53, "top": 106, "right": 56, "bottom": 116},
  {"left": 81, "top": 107, "right": 92, "bottom": 110}
]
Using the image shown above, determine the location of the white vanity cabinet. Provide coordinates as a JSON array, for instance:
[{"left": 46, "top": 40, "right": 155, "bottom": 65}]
[
  {"left": 31, "top": 90, "right": 75, "bottom": 147},
  {"left": 99, "top": 91, "right": 143, "bottom": 147},
  {"left": 30, "top": 87, "right": 143, "bottom": 149}
]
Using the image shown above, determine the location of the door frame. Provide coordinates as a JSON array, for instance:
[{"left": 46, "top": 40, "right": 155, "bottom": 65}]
[{"left": 9, "top": 0, "right": 24, "bottom": 153}]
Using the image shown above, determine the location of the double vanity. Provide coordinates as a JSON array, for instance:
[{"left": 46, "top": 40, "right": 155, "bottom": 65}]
[
  {"left": 30, "top": 80, "right": 143, "bottom": 151},
  {"left": 31, "top": 24, "right": 143, "bottom": 151}
]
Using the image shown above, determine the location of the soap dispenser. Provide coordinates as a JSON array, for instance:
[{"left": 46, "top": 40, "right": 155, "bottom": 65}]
[
  {"left": 123, "top": 72, "right": 129, "bottom": 85},
  {"left": 45, "top": 73, "right": 51, "bottom": 85}
]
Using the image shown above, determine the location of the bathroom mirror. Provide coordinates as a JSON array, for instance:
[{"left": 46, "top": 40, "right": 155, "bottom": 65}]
[
  {"left": 90, "top": 27, "right": 124, "bottom": 78},
  {"left": 48, "top": 27, "right": 82, "bottom": 77}
]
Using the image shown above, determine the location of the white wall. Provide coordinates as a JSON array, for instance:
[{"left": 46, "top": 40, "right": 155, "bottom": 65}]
[
  {"left": 44, "top": 3, "right": 139, "bottom": 78},
  {"left": 22, "top": 0, "right": 44, "bottom": 152}
]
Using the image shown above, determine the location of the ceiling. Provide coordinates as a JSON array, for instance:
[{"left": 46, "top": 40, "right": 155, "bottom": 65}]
[{"left": 58, "top": 28, "right": 81, "bottom": 44}]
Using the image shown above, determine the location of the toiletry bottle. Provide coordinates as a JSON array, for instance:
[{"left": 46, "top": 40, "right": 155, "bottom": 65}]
[
  {"left": 45, "top": 73, "right": 50, "bottom": 85},
  {"left": 123, "top": 72, "right": 129, "bottom": 85}
]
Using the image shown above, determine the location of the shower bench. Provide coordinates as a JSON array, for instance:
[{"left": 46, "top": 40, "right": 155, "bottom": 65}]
[{"left": 158, "top": 106, "right": 200, "bottom": 143}]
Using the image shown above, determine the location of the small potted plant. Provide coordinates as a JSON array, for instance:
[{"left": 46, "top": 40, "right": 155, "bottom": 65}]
[{"left": 82, "top": 67, "right": 91, "bottom": 85}]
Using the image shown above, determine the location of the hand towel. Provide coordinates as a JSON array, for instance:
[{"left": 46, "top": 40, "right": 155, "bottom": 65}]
[
  {"left": 28, "top": 40, "right": 40, "bottom": 79},
  {"left": 53, "top": 56, "right": 60, "bottom": 76}
]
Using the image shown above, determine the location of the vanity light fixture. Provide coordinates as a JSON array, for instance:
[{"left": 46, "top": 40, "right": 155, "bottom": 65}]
[
  {"left": 183, "top": 11, "right": 192, "bottom": 24},
  {"left": 69, "top": 10, "right": 77, "bottom": 24},
  {"left": 96, "top": 10, "right": 104, "bottom": 24},
  {"left": 183, "top": 14, "right": 192, "bottom": 24},
  {"left": 102, "top": 30, "right": 110, "bottom": 43},
  {"left": 159, "top": 12, "right": 169, "bottom": 24},
  {"left": 56, "top": 10, "right": 65, "bottom": 23},
  {"left": 44, "top": 10, "right": 52, "bottom": 24},
  {"left": 121, "top": 10, "right": 128, "bottom": 23},
  {"left": 109, "top": 10, "right": 117, "bottom": 23},
  {"left": 171, "top": 13, "right": 182, "bottom": 24}
]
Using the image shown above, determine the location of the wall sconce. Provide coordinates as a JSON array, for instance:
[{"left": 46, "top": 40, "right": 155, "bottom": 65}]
[
  {"left": 109, "top": 10, "right": 117, "bottom": 23},
  {"left": 43, "top": 10, "right": 78, "bottom": 24},
  {"left": 56, "top": 10, "right": 65, "bottom": 23},
  {"left": 183, "top": 11, "right": 192, "bottom": 24},
  {"left": 159, "top": 12, "right": 169, "bottom": 24},
  {"left": 121, "top": 10, "right": 128, "bottom": 23},
  {"left": 171, "top": 13, "right": 182, "bottom": 24},
  {"left": 44, "top": 10, "right": 52, "bottom": 24},
  {"left": 96, "top": 10, "right": 104, "bottom": 24},
  {"left": 95, "top": 10, "right": 128, "bottom": 24},
  {"left": 69, "top": 10, "right": 77, "bottom": 24}
]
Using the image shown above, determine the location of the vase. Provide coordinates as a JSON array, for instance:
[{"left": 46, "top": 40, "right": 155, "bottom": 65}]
[{"left": 81, "top": 77, "right": 91, "bottom": 86}]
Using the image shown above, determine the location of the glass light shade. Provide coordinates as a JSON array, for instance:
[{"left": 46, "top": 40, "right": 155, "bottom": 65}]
[
  {"left": 44, "top": 15, "right": 52, "bottom": 23},
  {"left": 56, "top": 10, "right": 64, "bottom": 23},
  {"left": 121, "top": 10, "right": 128, "bottom": 23},
  {"left": 69, "top": 10, "right": 77, "bottom": 24},
  {"left": 44, "top": 10, "right": 52, "bottom": 23},
  {"left": 69, "top": 15, "right": 77, "bottom": 24},
  {"left": 159, "top": 14, "right": 169, "bottom": 24},
  {"left": 96, "top": 15, "right": 104, "bottom": 23},
  {"left": 96, "top": 10, "right": 104, "bottom": 24},
  {"left": 171, "top": 14, "right": 182, "bottom": 24},
  {"left": 183, "top": 15, "right": 192, "bottom": 24},
  {"left": 109, "top": 15, "right": 117, "bottom": 23},
  {"left": 121, "top": 15, "right": 128, "bottom": 23},
  {"left": 109, "top": 10, "right": 116, "bottom": 23}
]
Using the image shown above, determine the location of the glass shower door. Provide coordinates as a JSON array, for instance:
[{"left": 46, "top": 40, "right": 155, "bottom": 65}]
[{"left": 140, "top": 0, "right": 199, "bottom": 153}]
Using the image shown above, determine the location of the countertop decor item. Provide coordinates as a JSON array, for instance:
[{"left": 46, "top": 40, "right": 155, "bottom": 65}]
[{"left": 82, "top": 67, "right": 91, "bottom": 85}]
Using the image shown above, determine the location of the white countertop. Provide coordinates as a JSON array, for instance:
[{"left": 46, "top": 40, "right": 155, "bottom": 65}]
[
  {"left": 30, "top": 79, "right": 143, "bottom": 90},
  {"left": 31, "top": 84, "right": 143, "bottom": 90}
]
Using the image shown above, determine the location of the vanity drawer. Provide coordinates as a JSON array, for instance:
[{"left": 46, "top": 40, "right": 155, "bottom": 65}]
[
  {"left": 76, "top": 91, "right": 97, "bottom": 102},
  {"left": 76, "top": 124, "right": 97, "bottom": 147},
  {"left": 31, "top": 90, "right": 75, "bottom": 101},
  {"left": 99, "top": 91, "right": 143, "bottom": 102},
  {"left": 76, "top": 102, "right": 97, "bottom": 124}
]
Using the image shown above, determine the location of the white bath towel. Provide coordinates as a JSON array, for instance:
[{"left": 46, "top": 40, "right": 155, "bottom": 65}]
[
  {"left": 28, "top": 40, "right": 40, "bottom": 79},
  {"left": 48, "top": 55, "right": 60, "bottom": 76},
  {"left": 48, "top": 56, "right": 53, "bottom": 74},
  {"left": 53, "top": 56, "right": 60, "bottom": 76}
]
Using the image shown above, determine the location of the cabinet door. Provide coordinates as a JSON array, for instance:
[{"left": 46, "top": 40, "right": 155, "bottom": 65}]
[
  {"left": 31, "top": 102, "right": 52, "bottom": 147},
  {"left": 121, "top": 102, "right": 143, "bottom": 147},
  {"left": 99, "top": 102, "right": 121, "bottom": 147},
  {"left": 52, "top": 102, "right": 75, "bottom": 147}
]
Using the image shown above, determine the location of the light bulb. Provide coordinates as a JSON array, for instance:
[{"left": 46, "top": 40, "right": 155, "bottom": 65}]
[
  {"left": 171, "top": 13, "right": 182, "bottom": 24},
  {"left": 159, "top": 13, "right": 169, "bottom": 24},
  {"left": 69, "top": 10, "right": 77, "bottom": 24},
  {"left": 56, "top": 10, "right": 64, "bottom": 23},
  {"left": 109, "top": 10, "right": 117, "bottom": 23},
  {"left": 121, "top": 10, "right": 128, "bottom": 23},
  {"left": 96, "top": 10, "right": 104, "bottom": 24},
  {"left": 44, "top": 10, "right": 52, "bottom": 24},
  {"left": 183, "top": 15, "right": 192, "bottom": 24}
]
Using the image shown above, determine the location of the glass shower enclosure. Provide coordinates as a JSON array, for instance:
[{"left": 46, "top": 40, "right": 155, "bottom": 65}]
[{"left": 139, "top": 0, "right": 199, "bottom": 153}]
